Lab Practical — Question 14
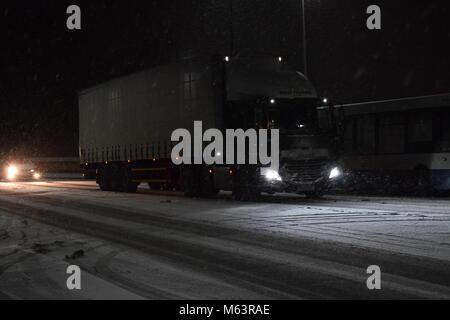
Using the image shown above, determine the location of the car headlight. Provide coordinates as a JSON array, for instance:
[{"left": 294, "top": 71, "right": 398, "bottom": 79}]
[
  {"left": 7, "top": 166, "right": 19, "bottom": 180},
  {"left": 33, "top": 173, "right": 41, "bottom": 179},
  {"left": 263, "top": 169, "right": 283, "bottom": 182},
  {"left": 329, "top": 167, "right": 342, "bottom": 180}
]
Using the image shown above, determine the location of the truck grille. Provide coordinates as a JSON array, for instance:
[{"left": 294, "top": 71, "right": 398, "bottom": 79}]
[{"left": 283, "top": 159, "right": 327, "bottom": 182}]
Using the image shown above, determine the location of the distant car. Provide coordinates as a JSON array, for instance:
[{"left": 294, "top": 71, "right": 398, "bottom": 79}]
[{"left": 3, "top": 162, "right": 42, "bottom": 181}]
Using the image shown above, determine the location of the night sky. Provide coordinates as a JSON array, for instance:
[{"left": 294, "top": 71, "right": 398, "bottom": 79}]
[{"left": 1, "top": 0, "right": 449, "bottom": 157}]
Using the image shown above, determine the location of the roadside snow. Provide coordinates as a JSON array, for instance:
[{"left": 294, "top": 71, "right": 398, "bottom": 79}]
[{"left": 0, "top": 181, "right": 449, "bottom": 261}]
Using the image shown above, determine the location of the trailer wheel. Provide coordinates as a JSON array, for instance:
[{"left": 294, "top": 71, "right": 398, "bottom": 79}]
[
  {"left": 98, "top": 166, "right": 113, "bottom": 191},
  {"left": 181, "top": 166, "right": 198, "bottom": 197},
  {"left": 199, "top": 169, "right": 219, "bottom": 198},
  {"left": 125, "top": 182, "right": 138, "bottom": 193},
  {"left": 118, "top": 166, "right": 138, "bottom": 193},
  {"left": 110, "top": 163, "right": 124, "bottom": 192}
]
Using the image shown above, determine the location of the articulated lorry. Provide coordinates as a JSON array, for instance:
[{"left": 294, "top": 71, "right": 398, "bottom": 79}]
[{"left": 79, "top": 55, "right": 343, "bottom": 198}]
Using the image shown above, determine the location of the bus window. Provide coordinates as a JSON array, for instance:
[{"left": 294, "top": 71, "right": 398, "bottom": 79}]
[
  {"left": 356, "top": 115, "right": 376, "bottom": 154},
  {"left": 379, "top": 114, "right": 406, "bottom": 154}
]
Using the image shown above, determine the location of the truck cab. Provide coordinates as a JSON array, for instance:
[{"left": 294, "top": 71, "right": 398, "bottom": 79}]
[{"left": 223, "top": 56, "right": 343, "bottom": 197}]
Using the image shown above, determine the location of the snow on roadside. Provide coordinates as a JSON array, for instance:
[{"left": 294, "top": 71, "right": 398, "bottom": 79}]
[
  {"left": 0, "top": 204, "right": 274, "bottom": 300},
  {"left": 1, "top": 181, "right": 449, "bottom": 262}
]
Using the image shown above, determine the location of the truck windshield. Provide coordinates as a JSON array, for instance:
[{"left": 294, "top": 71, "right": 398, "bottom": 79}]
[{"left": 267, "top": 99, "right": 320, "bottom": 133}]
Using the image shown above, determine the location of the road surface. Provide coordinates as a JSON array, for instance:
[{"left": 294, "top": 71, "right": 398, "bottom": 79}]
[{"left": 0, "top": 180, "right": 449, "bottom": 299}]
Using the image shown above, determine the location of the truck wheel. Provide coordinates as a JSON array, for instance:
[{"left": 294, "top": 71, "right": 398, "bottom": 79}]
[
  {"left": 125, "top": 182, "right": 138, "bottom": 193},
  {"left": 110, "top": 164, "right": 124, "bottom": 192},
  {"left": 232, "top": 167, "right": 261, "bottom": 201},
  {"left": 234, "top": 188, "right": 260, "bottom": 201},
  {"left": 199, "top": 169, "right": 219, "bottom": 198},
  {"left": 98, "top": 166, "right": 113, "bottom": 191},
  {"left": 180, "top": 166, "right": 197, "bottom": 197},
  {"left": 115, "top": 166, "right": 138, "bottom": 193}
]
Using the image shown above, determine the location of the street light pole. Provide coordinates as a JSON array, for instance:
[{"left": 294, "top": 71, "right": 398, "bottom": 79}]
[
  {"left": 301, "top": 0, "right": 308, "bottom": 77},
  {"left": 229, "top": 0, "right": 235, "bottom": 56}
]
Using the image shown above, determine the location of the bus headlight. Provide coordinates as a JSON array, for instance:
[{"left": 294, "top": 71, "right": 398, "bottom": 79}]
[
  {"left": 7, "top": 166, "right": 19, "bottom": 180},
  {"left": 264, "top": 169, "right": 283, "bottom": 182},
  {"left": 329, "top": 167, "right": 342, "bottom": 180}
]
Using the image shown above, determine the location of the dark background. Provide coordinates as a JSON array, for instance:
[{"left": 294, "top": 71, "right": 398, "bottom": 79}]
[{"left": 1, "top": 0, "right": 449, "bottom": 157}]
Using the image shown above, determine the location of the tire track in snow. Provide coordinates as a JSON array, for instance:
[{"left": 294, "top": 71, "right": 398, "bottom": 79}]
[{"left": 0, "top": 188, "right": 449, "bottom": 299}]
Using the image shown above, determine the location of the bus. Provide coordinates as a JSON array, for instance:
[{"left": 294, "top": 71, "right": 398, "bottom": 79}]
[{"left": 340, "top": 93, "right": 450, "bottom": 193}]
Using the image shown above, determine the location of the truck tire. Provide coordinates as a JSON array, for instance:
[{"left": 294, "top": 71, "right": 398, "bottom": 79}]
[
  {"left": 98, "top": 166, "right": 113, "bottom": 191},
  {"left": 110, "top": 163, "right": 124, "bottom": 192},
  {"left": 232, "top": 167, "right": 261, "bottom": 201},
  {"left": 304, "top": 190, "right": 325, "bottom": 199},
  {"left": 199, "top": 169, "right": 220, "bottom": 198},
  {"left": 181, "top": 166, "right": 200, "bottom": 197},
  {"left": 125, "top": 182, "right": 138, "bottom": 193},
  {"left": 118, "top": 166, "right": 138, "bottom": 193}
]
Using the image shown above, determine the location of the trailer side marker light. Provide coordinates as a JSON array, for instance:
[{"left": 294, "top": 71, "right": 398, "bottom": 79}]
[{"left": 208, "top": 169, "right": 214, "bottom": 175}]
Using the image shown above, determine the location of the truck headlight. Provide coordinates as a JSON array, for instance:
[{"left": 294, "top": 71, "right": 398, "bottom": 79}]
[
  {"left": 329, "top": 167, "right": 342, "bottom": 180},
  {"left": 264, "top": 169, "right": 282, "bottom": 182},
  {"left": 7, "top": 166, "right": 19, "bottom": 180}
]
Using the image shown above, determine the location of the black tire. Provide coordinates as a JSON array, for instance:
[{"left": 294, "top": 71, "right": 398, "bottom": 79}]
[
  {"left": 232, "top": 167, "right": 261, "bottom": 201},
  {"left": 181, "top": 166, "right": 198, "bottom": 197},
  {"left": 115, "top": 165, "right": 138, "bottom": 193},
  {"left": 199, "top": 169, "right": 219, "bottom": 198},
  {"left": 98, "top": 166, "right": 113, "bottom": 191},
  {"left": 110, "top": 164, "right": 124, "bottom": 192},
  {"left": 125, "top": 182, "right": 138, "bottom": 193}
]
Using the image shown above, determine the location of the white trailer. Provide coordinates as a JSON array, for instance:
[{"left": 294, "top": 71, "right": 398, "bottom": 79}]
[{"left": 79, "top": 55, "right": 340, "bottom": 198}]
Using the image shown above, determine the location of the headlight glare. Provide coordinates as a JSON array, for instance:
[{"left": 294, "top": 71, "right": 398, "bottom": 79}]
[
  {"left": 264, "top": 169, "right": 282, "bottom": 182},
  {"left": 329, "top": 167, "right": 342, "bottom": 179},
  {"left": 7, "top": 166, "right": 19, "bottom": 180}
]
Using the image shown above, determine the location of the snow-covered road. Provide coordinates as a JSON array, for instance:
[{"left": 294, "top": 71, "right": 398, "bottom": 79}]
[{"left": 0, "top": 181, "right": 449, "bottom": 299}]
